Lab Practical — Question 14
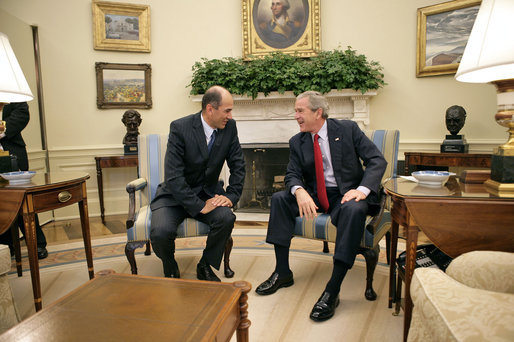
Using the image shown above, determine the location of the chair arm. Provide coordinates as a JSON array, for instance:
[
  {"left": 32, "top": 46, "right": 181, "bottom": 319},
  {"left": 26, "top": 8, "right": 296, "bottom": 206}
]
[
  {"left": 445, "top": 251, "right": 514, "bottom": 294},
  {"left": 408, "top": 267, "right": 514, "bottom": 342},
  {"left": 126, "top": 178, "right": 147, "bottom": 229}
]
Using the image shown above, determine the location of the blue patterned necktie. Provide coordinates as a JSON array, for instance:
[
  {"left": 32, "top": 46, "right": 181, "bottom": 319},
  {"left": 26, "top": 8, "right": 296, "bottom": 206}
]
[{"left": 208, "top": 130, "right": 217, "bottom": 153}]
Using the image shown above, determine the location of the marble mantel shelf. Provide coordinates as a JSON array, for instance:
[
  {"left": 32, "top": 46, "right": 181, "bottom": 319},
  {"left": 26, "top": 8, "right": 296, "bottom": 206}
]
[{"left": 191, "top": 89, "right": 377, "bottom": 127}]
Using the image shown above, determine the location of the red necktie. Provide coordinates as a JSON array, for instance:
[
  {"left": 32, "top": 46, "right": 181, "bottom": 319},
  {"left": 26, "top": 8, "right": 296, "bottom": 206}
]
[{"left": 314, "top": 134, "right": 329, "bottom": 213}]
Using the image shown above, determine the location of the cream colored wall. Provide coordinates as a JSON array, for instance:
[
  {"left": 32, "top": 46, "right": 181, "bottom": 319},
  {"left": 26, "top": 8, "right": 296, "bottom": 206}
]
[{"left": 0, "top": 0, "right": 503, "bottom": 219}]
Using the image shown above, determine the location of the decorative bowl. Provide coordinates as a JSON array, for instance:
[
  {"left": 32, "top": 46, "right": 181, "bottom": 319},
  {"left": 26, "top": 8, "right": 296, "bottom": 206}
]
[
  {"left": 411, "top": 170, "right": 455, "bottom": 187},
  {"left": 0, "top": 171, "right": 36, "bottom": 184}
]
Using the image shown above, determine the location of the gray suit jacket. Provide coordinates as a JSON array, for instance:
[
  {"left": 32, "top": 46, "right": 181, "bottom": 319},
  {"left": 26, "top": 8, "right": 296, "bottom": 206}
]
[
  {"left": 285, "top": 119, "right": 387, "bottom": 207},
  {"left": 150, "top": 112, "right": 245, "bottom": 217}
]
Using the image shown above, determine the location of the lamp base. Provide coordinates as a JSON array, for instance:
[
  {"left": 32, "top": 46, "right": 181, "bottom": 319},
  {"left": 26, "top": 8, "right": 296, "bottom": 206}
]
[
  {"left": 491, "top": 154, "right": 514, "bottom": 183},
  {"left": 484, "top": 179, "right": 514, "bottom": 198}
]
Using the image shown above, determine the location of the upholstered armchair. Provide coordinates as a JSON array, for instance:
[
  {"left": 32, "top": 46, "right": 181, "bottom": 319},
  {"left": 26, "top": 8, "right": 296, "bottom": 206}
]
[
  {"left": 408, "top": 251, "right": 514, "bottom": 341},
  {"left": 0, "top": 244, "right": 19, "bottom": 333},
  {"left": 125, "top": 134, "right": 234, "bottom": 277},
  {"left": 293, "top": 129, "right": 400, "bottom": 300}
]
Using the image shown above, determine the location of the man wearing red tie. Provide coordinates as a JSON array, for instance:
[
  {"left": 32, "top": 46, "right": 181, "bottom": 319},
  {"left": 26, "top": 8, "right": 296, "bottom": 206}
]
[{"left": 255, "top": 91, "right": 387, "bottom": 321}]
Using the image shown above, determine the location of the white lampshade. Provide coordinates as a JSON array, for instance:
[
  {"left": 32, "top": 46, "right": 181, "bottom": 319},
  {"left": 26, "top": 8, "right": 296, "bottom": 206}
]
[
  {"left": 0, "top": 32, "right": 33, "bottom": 103},
  {"left": 455, "top": 0, "right": 514, "bottom": 83}
]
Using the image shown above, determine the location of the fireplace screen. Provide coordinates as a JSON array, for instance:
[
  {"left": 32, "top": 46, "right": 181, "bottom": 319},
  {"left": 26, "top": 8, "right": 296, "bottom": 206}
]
[{"left": 236, "top": 144, "right": 289, "bottom": 212}]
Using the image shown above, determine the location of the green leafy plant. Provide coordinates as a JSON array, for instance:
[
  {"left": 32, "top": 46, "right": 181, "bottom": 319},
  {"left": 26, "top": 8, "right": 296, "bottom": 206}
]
[{"left": 188, "top": 47, "right": 385, "bottom": 99}]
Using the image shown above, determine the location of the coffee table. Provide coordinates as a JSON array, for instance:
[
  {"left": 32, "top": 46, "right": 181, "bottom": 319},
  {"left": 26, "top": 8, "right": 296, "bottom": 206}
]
[{"left": 0, "top": 274, "right": 251, "bottom": 341}]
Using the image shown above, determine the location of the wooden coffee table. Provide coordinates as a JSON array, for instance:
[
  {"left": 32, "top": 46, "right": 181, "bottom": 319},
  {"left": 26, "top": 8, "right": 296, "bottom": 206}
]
[{"left": 0, "top": 274, "right": 251, "bottom": 341}]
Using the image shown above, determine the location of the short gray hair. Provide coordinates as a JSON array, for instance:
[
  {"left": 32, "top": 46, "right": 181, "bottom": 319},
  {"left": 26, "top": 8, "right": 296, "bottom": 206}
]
[{"left": 297, "top": 91, "right": 329, "bottom": 119}]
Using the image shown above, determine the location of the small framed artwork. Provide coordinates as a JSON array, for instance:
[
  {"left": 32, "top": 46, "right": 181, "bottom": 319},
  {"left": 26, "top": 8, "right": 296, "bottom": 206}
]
[
  {"left": 242, "top": 0, "right": 320, "bottom": 59},
  {"left": 95, "top": 62, "right": 152, "bottom": 109},
  {"left": 92, "top": 1, "right": 151, "bottom": 52},
  {"left": 416, "top": 0, "right": 481, "bottom": 77}
]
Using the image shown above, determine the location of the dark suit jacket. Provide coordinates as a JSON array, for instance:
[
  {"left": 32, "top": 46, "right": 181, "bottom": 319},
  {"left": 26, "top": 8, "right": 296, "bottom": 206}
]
[
  {"left": 150, "top": 112, "right": 245, "bottom": 217},
  {"left": 1, "top": 102, "right": 30, "bottom": 171},
  {"left": 285, "top": 119, "right": 387, "bottom": 207}
]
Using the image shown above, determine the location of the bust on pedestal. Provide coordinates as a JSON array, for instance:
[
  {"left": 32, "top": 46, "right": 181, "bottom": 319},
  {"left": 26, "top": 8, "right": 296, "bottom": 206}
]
[
  {"left": 441, "top": 105, "right": 469, "bottom": 153},
  {"left": 122, "top": 110, "right": 142, "bottom": 155}
]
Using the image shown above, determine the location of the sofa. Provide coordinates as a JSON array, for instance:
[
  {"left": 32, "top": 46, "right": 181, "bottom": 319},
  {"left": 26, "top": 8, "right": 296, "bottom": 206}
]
[{"left": 408, "top": 250, "right": 514, "bottom": 341}]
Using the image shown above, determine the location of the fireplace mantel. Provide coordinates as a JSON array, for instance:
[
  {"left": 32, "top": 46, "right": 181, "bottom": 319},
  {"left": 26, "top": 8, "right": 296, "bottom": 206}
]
[{"left": 191, "top": 89, "right": 377, "bottom": 144}]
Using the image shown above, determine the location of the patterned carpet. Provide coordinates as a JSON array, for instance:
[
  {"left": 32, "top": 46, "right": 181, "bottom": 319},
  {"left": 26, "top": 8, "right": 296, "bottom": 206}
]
[{"left": 10, "top": 228, "right": 391, "bottom": 274}]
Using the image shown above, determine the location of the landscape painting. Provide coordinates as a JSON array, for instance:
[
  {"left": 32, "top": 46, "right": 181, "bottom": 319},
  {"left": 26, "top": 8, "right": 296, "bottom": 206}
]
[
  {"left": 416, "top": 0, "right": 481, "bottom": 77},
  {"left": 95, "top": 62, "right": 152, "bottom": 109}
]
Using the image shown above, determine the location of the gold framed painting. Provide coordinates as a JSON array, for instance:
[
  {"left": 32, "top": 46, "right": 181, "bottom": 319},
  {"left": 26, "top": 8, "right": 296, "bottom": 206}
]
[
  {"left": 95, "top": 62, "right": 152, "bottom": 109},
  {"left": 416, "top": 0, "right": 481, "bottom": 77},
  {"left": 242, "top": 0, "right": 320, "bottom": 59},
  {"left": 92, "top": 1, "right": 151, "bottom": 52}
]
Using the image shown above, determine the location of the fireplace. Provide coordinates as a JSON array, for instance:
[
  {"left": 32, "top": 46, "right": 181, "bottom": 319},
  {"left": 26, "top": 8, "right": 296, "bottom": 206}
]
[{"left": 236, "top": 144, "right": 289, "bottom": 213}]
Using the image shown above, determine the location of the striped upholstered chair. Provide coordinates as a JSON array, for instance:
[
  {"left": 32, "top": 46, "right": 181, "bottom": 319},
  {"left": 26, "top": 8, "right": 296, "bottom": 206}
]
[
  {"left": 125, "top": 134, "right": 234, "bottom": 277},
  {"left": 293, "top": 129, "right": 400, "bottom": 301}
]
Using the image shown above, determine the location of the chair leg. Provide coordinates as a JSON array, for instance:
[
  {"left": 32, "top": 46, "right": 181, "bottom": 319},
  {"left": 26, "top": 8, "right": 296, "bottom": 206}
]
[
  {"left": 385, "top": 231, "right": 391, "bottom": 265},
  {"left": 360, "top": 244, "right": 379, "bottom": 301},
  {"left": 223, "top": 236, "right": 235, "bottom": 278},
  {"left": 322, "top": 241, "right": 329, "bottom": 253},
  {"left": 125, "top": 241, "right": 147, "bottom": 275},
  {"left": 144, "top": 241, "right": 152, "bottom": 256}
]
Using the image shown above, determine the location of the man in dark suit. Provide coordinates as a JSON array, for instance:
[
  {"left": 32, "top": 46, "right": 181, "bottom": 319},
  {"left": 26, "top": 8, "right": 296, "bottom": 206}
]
[
  {"left": 150, "top": 86, "right": 245, "bottom": 281},
  {"left": 0, "top": 102, "right": 48, "bottom": 259},
  {"left": 255, "top": 91, "right": 387, "bottom": 321}
]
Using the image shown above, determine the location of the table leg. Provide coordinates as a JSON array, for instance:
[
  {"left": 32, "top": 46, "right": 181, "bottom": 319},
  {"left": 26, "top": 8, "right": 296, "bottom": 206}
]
[
  {"left": 234, "top": 281, "right": 251, "bottom": 342},
  {"left": 11, "top": 218, "right": 23, "bottom": 277},
  {"left": 403, "top": 225, "right": 419, "bottom": 342},
  {"left": 95, "top": 158, "right": 105, "bottom": 224},
  {"left": 21, "top": 196, "right": 42, "bottom": 312},
  {"left": 389, "top": 219, "right": 399, "bottom": 308},
  {"left": 79, "top": 182, "right": 94, "bottom": 280}
]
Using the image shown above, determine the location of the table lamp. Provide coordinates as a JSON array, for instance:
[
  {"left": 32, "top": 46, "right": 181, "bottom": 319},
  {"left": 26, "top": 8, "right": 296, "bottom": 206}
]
[
  {"left": 455, "top": 0, "right": 514, "bottom": 197},
  {"left": 0, "top": 32, "right": 34, "bottom": 171}
]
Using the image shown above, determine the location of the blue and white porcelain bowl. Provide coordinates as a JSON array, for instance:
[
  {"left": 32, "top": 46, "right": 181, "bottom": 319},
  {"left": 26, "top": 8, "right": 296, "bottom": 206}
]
[
  {"left": 0, "top": 171, "right": 36, "bottom": 184},
  {"left": 411, "top": 170, "right": 455, "bottom": 187}
]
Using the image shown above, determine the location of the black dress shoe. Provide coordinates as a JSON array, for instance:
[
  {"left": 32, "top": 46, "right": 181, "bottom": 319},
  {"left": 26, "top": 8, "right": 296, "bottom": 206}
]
[
  {"left": 37, "top": 247, "right": 48, "bottom": 260},
  {"left": 196, "top": 260, "right": 220, "bottom": 282},
  {"left": 310, "top": 291, "right": 340, "bottom": 322},
  {"left": 255, "top": 271, "right": 294, "bottom": 295}
]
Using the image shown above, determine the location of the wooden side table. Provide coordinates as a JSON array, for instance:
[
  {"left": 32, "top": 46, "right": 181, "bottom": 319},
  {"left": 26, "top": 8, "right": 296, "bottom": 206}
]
[
  {"left": 0, "top": 274, "right": 252, "bottom": 342},
  {"left": 94, "top": 155, "right": 138, "bottom": 223},
  {"left": 404, "top": 152, "right": 491, "bottom": 175},
  {"left": 384, "top": 177, "right": 514, "bottom": 341},
  {"left": 0, "top": 172, "right": 94, "bottom": 312}
]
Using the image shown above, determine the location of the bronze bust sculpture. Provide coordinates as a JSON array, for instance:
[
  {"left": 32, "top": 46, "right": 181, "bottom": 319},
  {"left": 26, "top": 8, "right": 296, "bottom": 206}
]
[
  {"left": 122, "top": 110, "right": 142, "bottom": 154},
  {"left": 445, "top": 105, "right": 466, "bottom": 136},
  {"left": 441, "top": 105, "right": 468, "bottom": 153}
]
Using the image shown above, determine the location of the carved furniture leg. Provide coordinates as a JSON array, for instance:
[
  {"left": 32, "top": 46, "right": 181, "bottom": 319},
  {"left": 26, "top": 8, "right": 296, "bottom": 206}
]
[
  {"left": 360, "top": 245, "right": 379, "bottom": 301},
  {"left": 144, "top": 241, "right": 151, "bottom": 256},
  {"left": 234, "top": 280, "right": 251, "bottom": 342},
  {"left": 224, "top": 236, "right": 235, "bottom": 278}
]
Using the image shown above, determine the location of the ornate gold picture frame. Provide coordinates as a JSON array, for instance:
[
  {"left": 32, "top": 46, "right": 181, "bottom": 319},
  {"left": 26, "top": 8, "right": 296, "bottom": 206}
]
[
  {"left": 242, "top": 0, "right": 320, "bottom": 59},
  {"left": 92, "top": 1, "right": 151, "bottom": 52},
  {"left": 416, "top": 0, "right": 480, "bottom": 77},
  {"left": 95, "top": 62, "right": 152, "bottom": 109}
]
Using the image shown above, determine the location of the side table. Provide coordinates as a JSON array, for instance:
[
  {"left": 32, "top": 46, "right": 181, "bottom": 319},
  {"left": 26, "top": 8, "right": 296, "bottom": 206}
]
[
  {"left": 94, "top": 155, "right": 138, "bottom": 223},
  {"left": 404, "top": 152, "right": 491, "bottom": 175},
  {"left": 0, "top": 172, "right": 94, "bottom": 312}
]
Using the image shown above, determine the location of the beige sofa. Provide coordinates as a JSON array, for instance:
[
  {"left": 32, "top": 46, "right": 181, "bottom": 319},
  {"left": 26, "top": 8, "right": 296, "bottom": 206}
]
[
  {"left": 408, "top": 250, "right": 514, "bottom": 342},
  {"left": 0, "top": 244, "right": 19, "bottom": 333}
]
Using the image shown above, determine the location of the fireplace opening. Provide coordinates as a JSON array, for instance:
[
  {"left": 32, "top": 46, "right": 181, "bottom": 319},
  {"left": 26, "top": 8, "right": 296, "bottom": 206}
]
[{"left": 236, "top": 144, "right": 289, "bottom": 213}]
